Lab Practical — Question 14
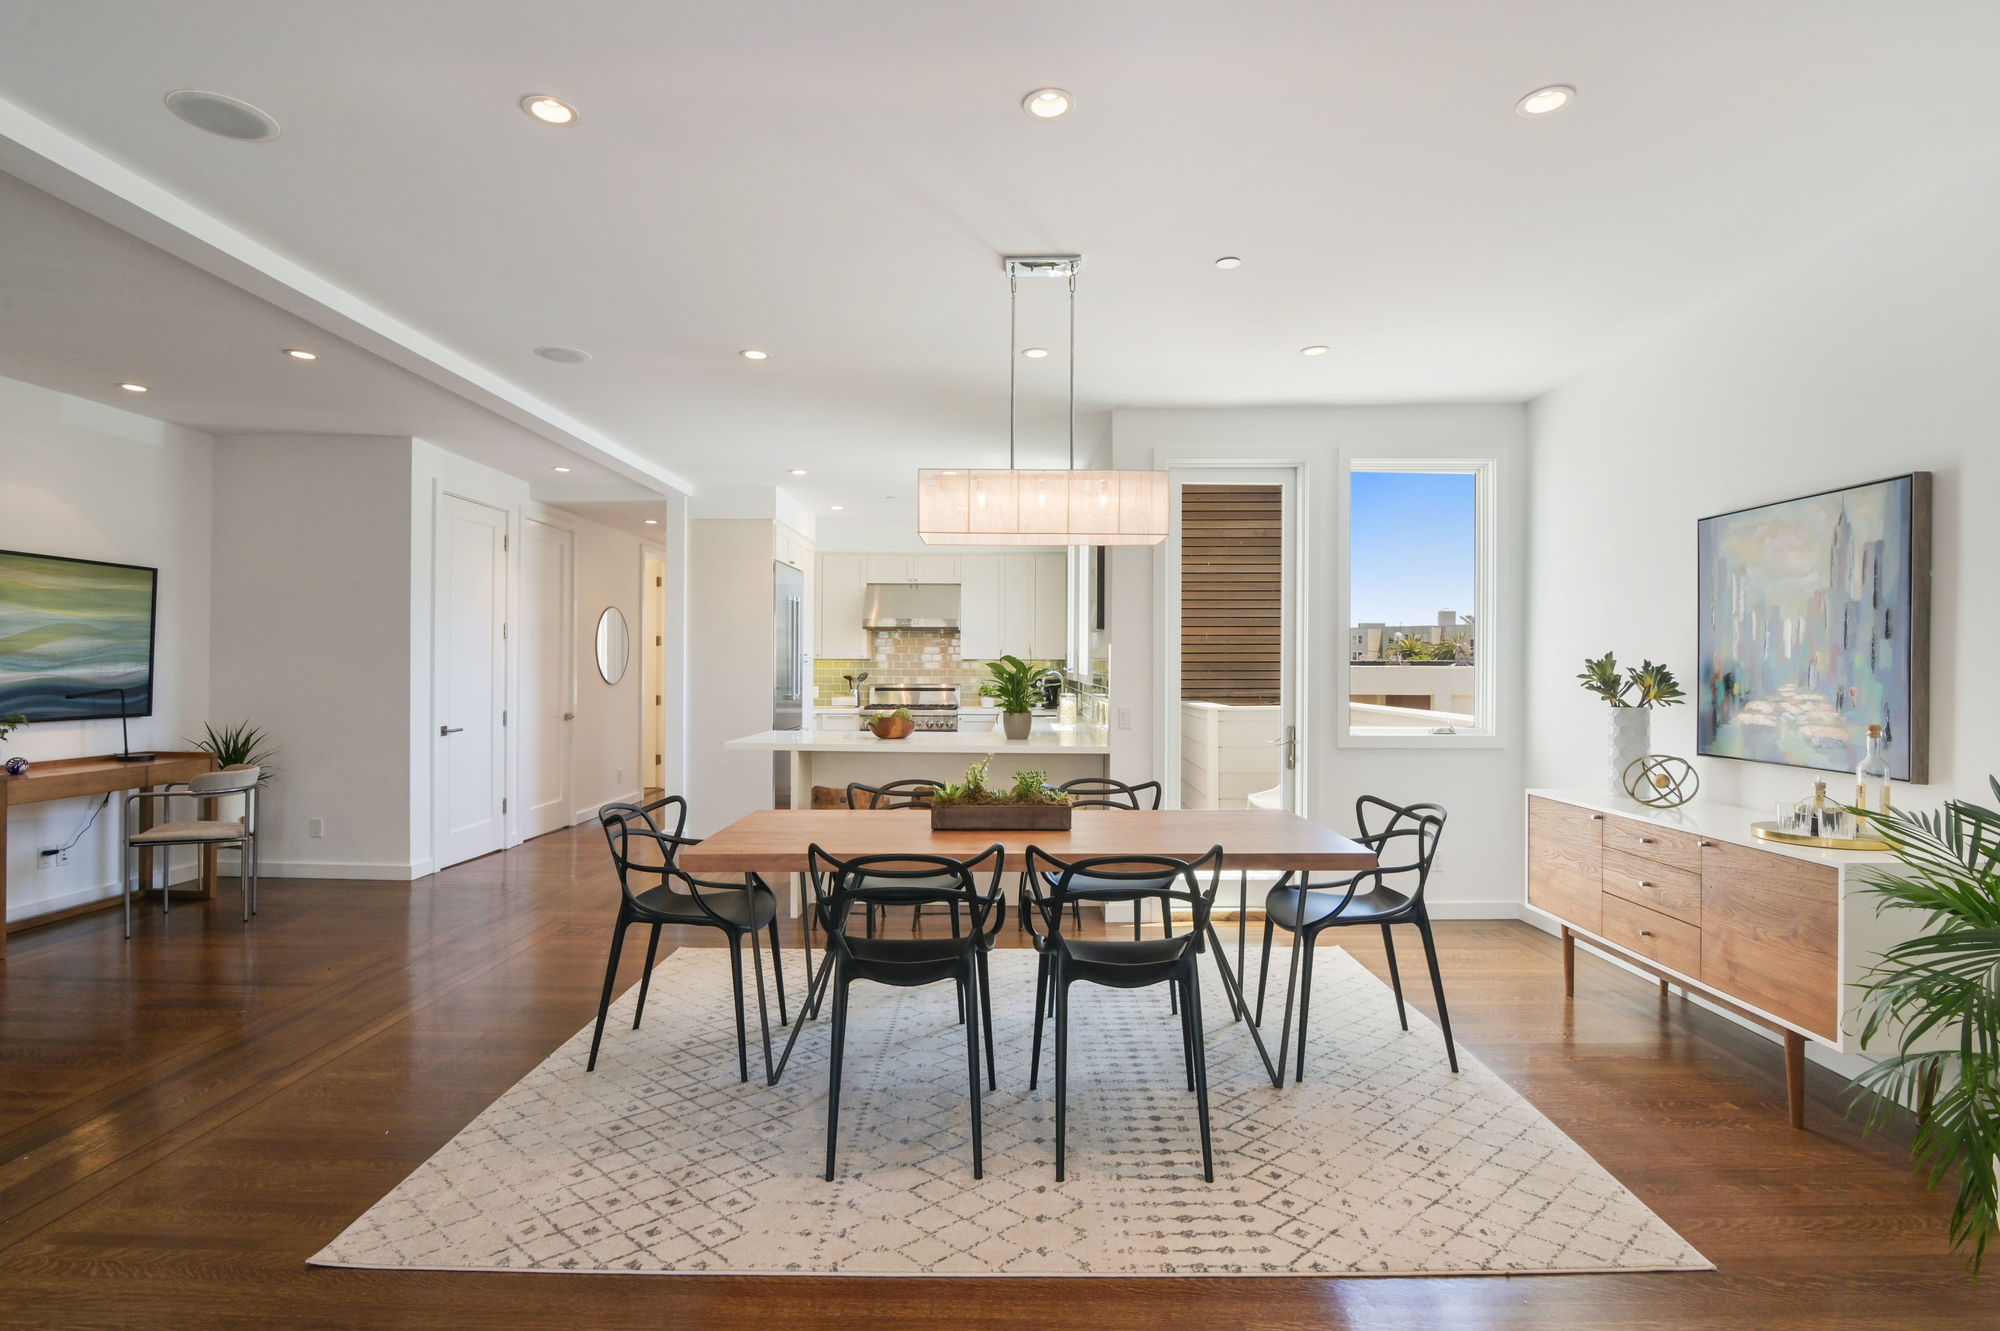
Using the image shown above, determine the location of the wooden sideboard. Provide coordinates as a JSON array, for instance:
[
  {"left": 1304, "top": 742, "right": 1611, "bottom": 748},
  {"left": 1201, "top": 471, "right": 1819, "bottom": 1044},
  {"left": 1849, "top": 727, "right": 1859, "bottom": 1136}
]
[
  {"left": 1525, "top": 788, "right": 1906, "bottom": 1127},
  {"left": 1, "top": 751, "right": 218, "bottom": 959}
]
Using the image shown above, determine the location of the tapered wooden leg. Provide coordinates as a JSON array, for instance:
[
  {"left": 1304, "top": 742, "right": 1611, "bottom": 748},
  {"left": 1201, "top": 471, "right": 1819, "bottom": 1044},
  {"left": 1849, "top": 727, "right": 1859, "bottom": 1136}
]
[
  {"left": 1659, "top": 976, "right": 1669, "bottom": 997},
  {"left": 1561, "top": 925, "right": 1575, "bottom": 998},
  {"left": 1785, "top": 1029, "right": 1806, "bottom": 1130}
]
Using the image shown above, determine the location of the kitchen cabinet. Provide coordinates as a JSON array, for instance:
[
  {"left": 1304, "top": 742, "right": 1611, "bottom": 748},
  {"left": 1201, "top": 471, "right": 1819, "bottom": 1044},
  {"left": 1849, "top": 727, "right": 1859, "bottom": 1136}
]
[
  {"left": 774, "top": 524, "right": 810, "bottom": 571},
  {"left": 862, "top": 554, "right": 959, "bottom": 584},
  {"left": 1031, "top": 551, "right": 1067, "bottom": 659},
  {"left": 957, "top": 556, "right": 1003, "bottom": 659},
  {"left": 816, "top": 553, "right": 867, "bottom": 659},
  {"left": 999, "top": 555, "right": 1036, "bottom": 659}
]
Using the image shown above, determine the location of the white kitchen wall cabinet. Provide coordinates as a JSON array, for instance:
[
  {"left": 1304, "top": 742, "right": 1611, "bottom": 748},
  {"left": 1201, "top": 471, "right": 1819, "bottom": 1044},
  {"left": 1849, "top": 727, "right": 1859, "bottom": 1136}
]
[
  {"left": 999, "top": 555, "right": 1037, "bottom": 658},
  {"left": 958, "top": 556, "right": 1003, "bottom": 659},
  {"left": 817, "top": 553, "right": 867, "bottom": 658},
  {"left": 774, "top": 523, "right": 810, "bottom": 570},
  {"left": 1031, "top": 552, "right": 1067, "bottom": 659},
  {"left": 912, "top": 555, "right": 959, "bottom": 583},
  {"left": 862, "top": 554, "right": 960, "bottom": 583}
]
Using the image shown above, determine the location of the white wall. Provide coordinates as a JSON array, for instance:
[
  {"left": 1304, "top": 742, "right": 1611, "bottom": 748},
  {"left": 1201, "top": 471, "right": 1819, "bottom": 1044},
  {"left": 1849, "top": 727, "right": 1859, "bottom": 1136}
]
[
  {"left": 1526, "top": 163, "right": 2000, "bottom": 822},
  {"left": 687, "top": 519, "right": 778, "bottom": 836},
  {"left": 211, "top": 434, "right": 414, "bottom": 878},
  {"left": 2, "top": 376, "right": 214, "bottom": 920},
  {"left": 1110, "top": 405, "right": 1529, "bottom": 916}
]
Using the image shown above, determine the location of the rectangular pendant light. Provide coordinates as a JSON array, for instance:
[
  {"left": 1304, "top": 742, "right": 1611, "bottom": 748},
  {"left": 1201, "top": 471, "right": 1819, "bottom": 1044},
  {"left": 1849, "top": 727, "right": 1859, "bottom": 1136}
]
[{"left": 918, "top": 468, "right": 1170, "bottom": 545}]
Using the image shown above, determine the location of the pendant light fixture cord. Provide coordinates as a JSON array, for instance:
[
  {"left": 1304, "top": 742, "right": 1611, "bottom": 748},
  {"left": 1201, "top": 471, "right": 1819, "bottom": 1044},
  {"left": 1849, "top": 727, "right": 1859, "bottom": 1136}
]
[
  {"left": 1008, "top": 273, "right": 1018, "bottom": 470},
  {"left": 1067, "top": 270, "right": 1077, "bottom": 471}
]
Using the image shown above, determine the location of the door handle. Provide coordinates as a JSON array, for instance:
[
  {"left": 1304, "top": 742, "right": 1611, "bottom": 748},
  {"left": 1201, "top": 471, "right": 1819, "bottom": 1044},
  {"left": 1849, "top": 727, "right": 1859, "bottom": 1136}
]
[
  {"left": 562, "top": 712, "right": 575, "bottom": 721},
  {"left": 1267, "top": 725, "right": 1296, "bottom": 770},
  {"left": 439, "top": 726, "right": 463, "bottom": 736}
]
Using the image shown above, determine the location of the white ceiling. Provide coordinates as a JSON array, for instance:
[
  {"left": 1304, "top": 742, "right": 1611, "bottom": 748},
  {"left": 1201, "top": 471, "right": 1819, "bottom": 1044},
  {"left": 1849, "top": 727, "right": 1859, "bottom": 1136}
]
[{"left": 3, "top": 1, "right": 1999, "bottom": 525}]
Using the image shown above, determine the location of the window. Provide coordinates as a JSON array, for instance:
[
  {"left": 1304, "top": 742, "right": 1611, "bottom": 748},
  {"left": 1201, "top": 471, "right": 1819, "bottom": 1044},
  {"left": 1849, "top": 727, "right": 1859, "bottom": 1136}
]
[{"left": 1342, "top": 460, "right": 1496, "bottom": 744}]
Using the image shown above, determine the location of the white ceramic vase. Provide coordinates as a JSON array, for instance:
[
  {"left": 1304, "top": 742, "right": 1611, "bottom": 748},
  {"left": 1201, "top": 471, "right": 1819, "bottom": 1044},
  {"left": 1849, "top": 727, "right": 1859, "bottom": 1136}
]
[{"left": 1608, "top": 708, "right": 1650, "bottom": 795}]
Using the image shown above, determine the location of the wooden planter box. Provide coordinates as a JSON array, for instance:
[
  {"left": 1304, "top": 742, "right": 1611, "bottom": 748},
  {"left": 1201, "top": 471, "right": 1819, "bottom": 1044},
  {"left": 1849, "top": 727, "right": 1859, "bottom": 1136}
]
[{"left": 930, "top": 802, "right": 1073, "bottom": 832}]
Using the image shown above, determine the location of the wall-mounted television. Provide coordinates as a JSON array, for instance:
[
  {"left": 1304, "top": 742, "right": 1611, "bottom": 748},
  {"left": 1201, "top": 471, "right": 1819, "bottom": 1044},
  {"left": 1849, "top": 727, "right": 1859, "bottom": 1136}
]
[{"left": 0, "top": 549, "right": 159, "bottom": 722}]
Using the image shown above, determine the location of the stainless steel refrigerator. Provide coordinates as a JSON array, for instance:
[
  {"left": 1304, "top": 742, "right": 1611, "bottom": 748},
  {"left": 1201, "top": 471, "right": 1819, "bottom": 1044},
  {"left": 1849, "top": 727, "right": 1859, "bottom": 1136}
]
[{"left": 772, "top": 560, "right": 804, "bottom": 808}]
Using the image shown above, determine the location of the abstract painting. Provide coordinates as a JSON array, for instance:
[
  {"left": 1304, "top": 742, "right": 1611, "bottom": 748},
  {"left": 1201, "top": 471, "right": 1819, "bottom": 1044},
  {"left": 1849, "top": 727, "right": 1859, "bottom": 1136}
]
[
  {"left": 1697, "top": 474, "right": 1929, "bottom": 781},
  {"left": 0, "top": 550, "right": 158, "bottom": 722}
]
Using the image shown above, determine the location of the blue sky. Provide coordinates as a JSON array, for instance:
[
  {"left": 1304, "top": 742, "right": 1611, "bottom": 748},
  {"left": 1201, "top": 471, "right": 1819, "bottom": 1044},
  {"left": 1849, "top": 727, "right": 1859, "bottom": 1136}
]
[{"left": 1349, "top": 471, "right": 1476, "bottom": 625}]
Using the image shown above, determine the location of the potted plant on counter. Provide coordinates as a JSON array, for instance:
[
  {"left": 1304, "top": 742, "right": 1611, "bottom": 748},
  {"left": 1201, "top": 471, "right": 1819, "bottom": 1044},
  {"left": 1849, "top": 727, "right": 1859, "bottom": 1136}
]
[
  {"left": 981, "top": 654, "right": 1038, "bottom": 741},
  {"left": 929, "top": 756, "right": 1073, "bottom": 831},
  {"left": 1577, "top": 652, "right": 1685, "bottom": 794},
  {"left": 1848, "top": 777, "right": 2000, "bottom": 1274}
]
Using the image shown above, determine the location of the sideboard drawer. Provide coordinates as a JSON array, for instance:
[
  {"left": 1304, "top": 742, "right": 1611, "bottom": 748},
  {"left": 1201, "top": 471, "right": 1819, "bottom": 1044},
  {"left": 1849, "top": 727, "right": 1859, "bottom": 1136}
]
[
  {"left": 1602, "top": 847, "right": 1701, "bottom": 926},
  {"left": 1601, "top": 893, "right": 1703, "bottom": 979},
  {"left": 1602, "top": 814, "right": 1703, "bottom": 874}
]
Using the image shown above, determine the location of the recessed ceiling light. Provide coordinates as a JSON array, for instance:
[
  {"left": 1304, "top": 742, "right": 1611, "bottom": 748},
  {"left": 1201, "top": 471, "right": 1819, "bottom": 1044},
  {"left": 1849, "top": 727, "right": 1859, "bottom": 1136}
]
[
  {"left": 118, "top": 382, "right": 148, "bottom": 393},
  {"left": 552, "top": 466, "right": 571, "bottom": 473},
  {"left": 1214, "top": 256, "right": 1242, "bottom": 270},
  {"left": 644, "top": 518, "right": 659, "bottom": 525},
  {"left": 740, "top": 348, "right": 769, "bottom": 361},
  {"left": 1515, "top": 85, "right": 1575, "bottom": 117},
  {"left": 1300, "top": 345, "right": 1330, "bottom": 357},
  {"left": 1021, "top": 347, "right": 1050, "bottom": 359},
  {"left": 283, "top": 348, "right": 317, "bottom": 361},
  {"left": 534, "top": 346, "right": 590, "bottom": 363},
  {"left": 521, "top": 95, "right": 579, "bottom": 127},
  {"left": 829, "top": 505, "right": 844, "bottom": 511},
  {"left": 1022, "top": 88, "right": 1073, "bottom": 120},
  {"left": 165, "top": 90, "right": 281, "bottom": 142},
  {"left": 789, "top": 468, "right": 808, "bottom": 476}
]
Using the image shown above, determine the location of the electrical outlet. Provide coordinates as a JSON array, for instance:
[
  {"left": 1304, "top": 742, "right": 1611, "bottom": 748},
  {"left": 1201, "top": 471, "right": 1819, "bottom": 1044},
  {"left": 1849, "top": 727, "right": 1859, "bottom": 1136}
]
[
  {"left": 309, "top": 818, "right": 325, "bottom": 839},
  {"left": 38, "top": 847, "right": 67, "bottom": 869},
  {"left": 616, "top": 768, "right": 624, "bottom": 783},
  {"left": 1116, "top": 706, "right": 1134, "bottom": 730}
]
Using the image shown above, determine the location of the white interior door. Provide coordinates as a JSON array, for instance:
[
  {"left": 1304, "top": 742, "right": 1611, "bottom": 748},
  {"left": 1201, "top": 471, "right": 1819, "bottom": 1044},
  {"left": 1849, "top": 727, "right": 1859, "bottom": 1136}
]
[
  {"left": 519, "top": 518, "right": 574, "bottom": 838},
  {"left": 434, "top": 494, "right": 508, "bottom": 869},
  {"left": 1165, "top": 467, "right": 1303, "bottom": 814},
  {"left": 643, "top": 554, "right": 666, "bottom": 792}
]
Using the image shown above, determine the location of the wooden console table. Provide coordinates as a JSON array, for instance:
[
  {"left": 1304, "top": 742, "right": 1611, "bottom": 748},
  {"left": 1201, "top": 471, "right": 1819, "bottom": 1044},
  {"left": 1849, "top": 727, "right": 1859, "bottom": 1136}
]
[
  {"left": 1525, "top": 788, "right": 1909, "bottom": 1128},
  {"left": 1, "top": 751, "right": 217, "bottom": 959}
]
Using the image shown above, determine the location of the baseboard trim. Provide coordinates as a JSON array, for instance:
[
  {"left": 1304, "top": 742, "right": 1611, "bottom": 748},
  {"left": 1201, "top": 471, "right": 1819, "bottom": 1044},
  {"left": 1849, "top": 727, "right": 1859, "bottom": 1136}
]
[
  {"left": 572, "top": 791, "right": 643, "bottom": 826},
  {"left": 257, "top": 859, "right": 430, "bottom": 881}
]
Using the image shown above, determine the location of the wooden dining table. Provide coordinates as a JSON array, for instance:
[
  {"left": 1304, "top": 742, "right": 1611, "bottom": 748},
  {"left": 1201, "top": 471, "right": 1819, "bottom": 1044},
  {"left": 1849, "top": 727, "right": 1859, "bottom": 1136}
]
[{"left": 678, "top": 807, "right": 1377, "bottom": 1087}]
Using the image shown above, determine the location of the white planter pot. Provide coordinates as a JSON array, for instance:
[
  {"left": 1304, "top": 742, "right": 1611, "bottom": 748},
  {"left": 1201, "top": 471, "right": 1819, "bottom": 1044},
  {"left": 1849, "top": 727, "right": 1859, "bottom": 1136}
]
[{"left": 1608, "top": 709, "right": 1651, "bottom": 794}]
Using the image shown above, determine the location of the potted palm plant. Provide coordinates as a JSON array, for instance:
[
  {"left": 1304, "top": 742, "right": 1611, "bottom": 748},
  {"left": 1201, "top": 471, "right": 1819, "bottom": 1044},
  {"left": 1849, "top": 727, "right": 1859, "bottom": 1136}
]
[
  {"left": 1850, "top": 778, "right": 2000, "bottom": 1274},
  {"left": 980, "top": 654, "right": 1039, "bottom": 741},
  {"left": 1577, "top": 653, "right": 1685, "bottom": 793}
]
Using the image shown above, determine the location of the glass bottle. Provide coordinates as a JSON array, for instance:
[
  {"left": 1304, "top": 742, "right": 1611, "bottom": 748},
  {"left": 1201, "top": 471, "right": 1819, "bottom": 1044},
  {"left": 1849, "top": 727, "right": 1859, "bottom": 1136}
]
[{"left": 1856, "top": 723, "right": 1892, "bottom": 814}]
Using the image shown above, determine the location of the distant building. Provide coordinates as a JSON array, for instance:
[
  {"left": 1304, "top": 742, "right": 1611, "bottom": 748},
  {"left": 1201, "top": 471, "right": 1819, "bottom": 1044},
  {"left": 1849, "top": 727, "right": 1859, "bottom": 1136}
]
[{"left": 1349, "top": 610, "right": 1476, "bottom": 723}]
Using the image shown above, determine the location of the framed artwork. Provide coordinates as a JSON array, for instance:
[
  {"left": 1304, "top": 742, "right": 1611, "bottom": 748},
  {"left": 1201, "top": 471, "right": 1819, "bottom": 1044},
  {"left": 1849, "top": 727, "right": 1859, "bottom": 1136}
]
[
  {"left": 1697, "top": 474, "right": 1930, "bottom": 781},
  {"left": 0, "top": 549, "right": 160, "bottom": 721}
]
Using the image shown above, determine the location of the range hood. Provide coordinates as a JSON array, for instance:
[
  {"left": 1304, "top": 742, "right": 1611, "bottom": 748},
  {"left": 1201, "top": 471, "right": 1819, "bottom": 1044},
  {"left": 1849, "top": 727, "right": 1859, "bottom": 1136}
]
[{"left": 862, "top": 581, "right": 959, "bottom": 629}]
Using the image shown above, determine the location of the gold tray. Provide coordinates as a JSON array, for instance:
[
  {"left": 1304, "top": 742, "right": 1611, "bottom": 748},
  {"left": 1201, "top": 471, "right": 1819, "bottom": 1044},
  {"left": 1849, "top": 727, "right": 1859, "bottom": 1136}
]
[{"left": 1750, "top": 821, "right": 1891, "bottom": 852}]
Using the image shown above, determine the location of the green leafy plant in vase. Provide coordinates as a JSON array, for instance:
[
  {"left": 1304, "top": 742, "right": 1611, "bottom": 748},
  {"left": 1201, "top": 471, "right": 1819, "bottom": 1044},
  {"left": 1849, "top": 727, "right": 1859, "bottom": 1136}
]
[
  {"left": 1577, "top": 652, "right": 1685, "bottom": 794},
  {"left": 980, "top": 655, "right": 1039, "bottom": 741},
  {"left": 1849, "top": 778, "right": 2000, "bottom": 1274}
]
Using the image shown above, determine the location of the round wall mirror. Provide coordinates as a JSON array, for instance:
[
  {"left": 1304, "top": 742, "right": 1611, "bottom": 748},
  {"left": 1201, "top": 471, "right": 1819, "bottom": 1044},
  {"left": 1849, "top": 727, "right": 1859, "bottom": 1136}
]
[{"left": 595, "top": 607, "right": 630, "bottom": 684}]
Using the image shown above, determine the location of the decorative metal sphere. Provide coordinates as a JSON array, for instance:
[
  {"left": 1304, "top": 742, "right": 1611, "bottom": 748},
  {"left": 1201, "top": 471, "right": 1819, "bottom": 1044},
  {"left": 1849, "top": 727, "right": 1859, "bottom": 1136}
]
[
  {"left": 1623, "top": 754, "right": 1699, "bottom": 808},
  {"left": 4, "top": 756, "right": 28, "bottom": 776}
]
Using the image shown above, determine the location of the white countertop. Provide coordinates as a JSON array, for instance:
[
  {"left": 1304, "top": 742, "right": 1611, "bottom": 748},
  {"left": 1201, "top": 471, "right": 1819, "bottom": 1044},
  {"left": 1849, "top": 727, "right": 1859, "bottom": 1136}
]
[
  {"left": 728, "top": 724, "right": 1111, "bottom": 755},
  {"left": 1527, "top": 787, "right": 1897, "bottom": 868}
]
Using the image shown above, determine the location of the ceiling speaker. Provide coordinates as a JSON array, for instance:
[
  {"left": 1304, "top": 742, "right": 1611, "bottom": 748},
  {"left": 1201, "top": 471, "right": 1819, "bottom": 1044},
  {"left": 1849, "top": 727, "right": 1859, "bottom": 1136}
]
[{"left": 165, "top": 90, "right": 281, "bottom": 142}]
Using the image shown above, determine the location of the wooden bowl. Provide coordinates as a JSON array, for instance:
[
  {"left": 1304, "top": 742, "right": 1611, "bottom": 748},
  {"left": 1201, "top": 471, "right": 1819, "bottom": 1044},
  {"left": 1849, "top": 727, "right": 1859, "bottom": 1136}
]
[{"left": 869, "top": 714, "right": 915, "bottom": 740}]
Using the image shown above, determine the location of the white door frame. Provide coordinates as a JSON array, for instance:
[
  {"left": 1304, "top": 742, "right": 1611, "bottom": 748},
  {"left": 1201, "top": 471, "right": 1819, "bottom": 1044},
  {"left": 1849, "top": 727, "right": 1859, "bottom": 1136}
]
[
  {"left": 431, "top": 490, "right": 511, "bottom": 870},
  {"left": 642, "top": 543, "right": 667, "bottom": 795},
  {"left": 1160, "top": 460, "right": 1310, "bottom": 816}
]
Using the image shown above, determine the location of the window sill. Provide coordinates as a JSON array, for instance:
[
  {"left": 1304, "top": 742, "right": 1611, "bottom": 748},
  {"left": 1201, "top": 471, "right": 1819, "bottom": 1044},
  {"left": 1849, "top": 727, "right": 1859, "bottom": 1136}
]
[{"left": 1338, "top": 727, "right": 1505, "bottom": 750}]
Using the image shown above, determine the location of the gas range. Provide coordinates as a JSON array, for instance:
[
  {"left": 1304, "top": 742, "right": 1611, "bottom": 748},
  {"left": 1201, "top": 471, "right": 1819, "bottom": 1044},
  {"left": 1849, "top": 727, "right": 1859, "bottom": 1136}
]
[{"left": 858, "top": 684, "right": 960, "bottom": 732}]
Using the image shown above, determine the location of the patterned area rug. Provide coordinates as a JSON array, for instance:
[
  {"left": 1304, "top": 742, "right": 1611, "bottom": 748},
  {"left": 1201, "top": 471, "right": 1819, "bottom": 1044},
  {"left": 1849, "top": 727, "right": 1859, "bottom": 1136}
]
[{"left": 311, "top": 946, "right": 1709, "bottom": 1277}]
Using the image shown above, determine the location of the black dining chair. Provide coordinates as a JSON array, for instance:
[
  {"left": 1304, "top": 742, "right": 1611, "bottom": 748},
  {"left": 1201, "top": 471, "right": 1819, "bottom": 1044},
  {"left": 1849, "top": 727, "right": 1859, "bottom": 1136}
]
[
  {"left": 1024, "top": 844, "right": 1225, "bottom": 1182},
  {"left": 845, "top": 780, "right": 954, "bottom": 937},
  {"left": 590, "top": 798, "right": 788, "bottom": 1084},
  {"left": 1254, "top": 797, "right": 1454, "bottom": 1079},
  {"left": 777, "top": 843, "right": 1006, "bottom": 1181},
  {"left": 1016, "top": 777, "right": 1167, "bottom": 935}
]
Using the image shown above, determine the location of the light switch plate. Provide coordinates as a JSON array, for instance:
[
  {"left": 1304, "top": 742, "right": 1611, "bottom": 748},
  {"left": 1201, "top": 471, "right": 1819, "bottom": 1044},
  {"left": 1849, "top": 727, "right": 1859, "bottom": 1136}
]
[{"left": 1116, "top": 706, "right": 1134, "bottom": 730}]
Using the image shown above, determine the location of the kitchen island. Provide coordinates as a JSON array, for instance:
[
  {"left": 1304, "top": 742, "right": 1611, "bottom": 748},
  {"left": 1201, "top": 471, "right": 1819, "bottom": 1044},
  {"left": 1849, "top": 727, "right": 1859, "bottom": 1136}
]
[{"left": 725, "top": 720, "right": 1111, "bottom": 809}]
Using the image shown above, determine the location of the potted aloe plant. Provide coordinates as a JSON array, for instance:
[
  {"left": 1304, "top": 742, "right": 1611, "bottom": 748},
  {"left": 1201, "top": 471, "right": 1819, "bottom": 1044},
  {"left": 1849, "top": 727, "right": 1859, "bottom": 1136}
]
[
  {"left": 1577, "top": 653, "right": 1685, "bottom": 794},
  {"left": 981, "top": 654, "right": 1039, "bottom": 741},
  {"left": 1849, "top": 778, "right": 2000, "bottom": 1274}
]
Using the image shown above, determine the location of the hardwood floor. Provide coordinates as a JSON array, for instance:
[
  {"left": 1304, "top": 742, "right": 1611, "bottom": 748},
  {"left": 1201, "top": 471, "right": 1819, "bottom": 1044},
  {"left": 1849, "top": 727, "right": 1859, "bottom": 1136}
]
[{"left": 0, "top": 823, "right": 1979, "bottom": 1329}]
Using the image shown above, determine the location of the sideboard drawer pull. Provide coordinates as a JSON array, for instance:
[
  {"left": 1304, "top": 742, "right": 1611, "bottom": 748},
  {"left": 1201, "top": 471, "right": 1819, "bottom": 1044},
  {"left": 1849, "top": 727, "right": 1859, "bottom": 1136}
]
[
  {"left": 1638, "top": 929, "right": 1654, "bottom": 937},
  {"left": 1698, "top": 840, "right": 1714, "bottom": 847},
  {"left": 1589, "top": 814, "right": 1604, "bottom": 821},
  {"left": 1639, "top": 881, "right": 1654, "bottom": 889},
  {"left": 1639, "top": 837, "right": 1655, "bottom": 844}
]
